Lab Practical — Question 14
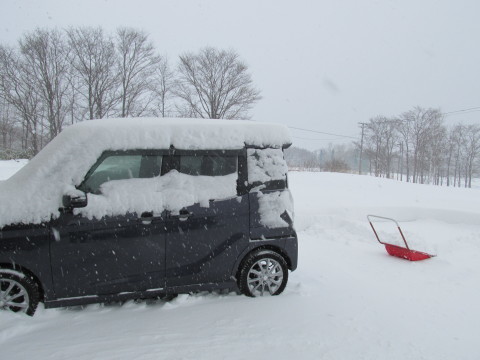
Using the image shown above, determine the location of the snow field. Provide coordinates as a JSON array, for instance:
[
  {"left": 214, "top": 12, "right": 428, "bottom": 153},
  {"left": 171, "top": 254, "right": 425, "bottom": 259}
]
[
  {"left": 1, "top": 162, "right": 480, "bottom": 360},
  {"left": 0, "top": 159, "right": 28, "bottom": 180}
]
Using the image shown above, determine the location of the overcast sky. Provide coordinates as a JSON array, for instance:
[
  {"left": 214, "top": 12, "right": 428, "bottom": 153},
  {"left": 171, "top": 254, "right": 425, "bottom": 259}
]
[{"left": 2, "top": 0, "right": 479, "bottom": 150}]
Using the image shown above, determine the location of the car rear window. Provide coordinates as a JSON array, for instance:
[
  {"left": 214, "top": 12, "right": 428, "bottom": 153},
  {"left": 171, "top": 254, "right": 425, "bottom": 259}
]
[{"left": 178, "top": 155, "right": 237, "bottom": 176}]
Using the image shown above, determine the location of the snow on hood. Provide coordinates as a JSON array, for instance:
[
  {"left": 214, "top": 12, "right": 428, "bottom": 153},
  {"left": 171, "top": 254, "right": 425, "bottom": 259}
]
[{"left": 0, "top": 118, "right": 291, "bottom": 228}]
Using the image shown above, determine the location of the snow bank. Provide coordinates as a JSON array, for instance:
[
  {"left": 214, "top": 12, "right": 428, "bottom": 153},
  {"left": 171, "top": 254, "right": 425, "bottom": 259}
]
[
  {"left": 289, "top": 171, "right": 480, "bottom": 228},
  {"left": 290, "top": 171, "right": 480, "bottom": 254},
  {"left": 0, "top": 118, "right": 290, "bottom": 227}
]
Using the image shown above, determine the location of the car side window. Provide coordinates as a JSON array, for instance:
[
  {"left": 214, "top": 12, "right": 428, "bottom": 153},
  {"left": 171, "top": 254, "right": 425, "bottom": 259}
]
[
  {"left": 178, "top": 155, "right": 237, "bottom": 176},
  {"left": 247, "top": 148, "right": 288, "bottom": 190},
  {"left": 80, "top": 153, "right": 163, "bottom": 194}
]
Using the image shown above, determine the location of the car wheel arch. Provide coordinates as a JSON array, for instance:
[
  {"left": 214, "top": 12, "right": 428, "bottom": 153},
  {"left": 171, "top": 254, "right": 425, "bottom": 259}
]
[
  {"left": 0, "top": 263, "right": 45, "bottom": 301},
  {"left": 233, "top": 244, "right": 292, "bottom": 280}
]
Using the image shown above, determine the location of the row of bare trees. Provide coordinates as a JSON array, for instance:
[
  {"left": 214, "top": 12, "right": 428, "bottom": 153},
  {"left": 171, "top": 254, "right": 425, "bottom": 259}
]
[
  {"left": 0, "top": 27, "right": 261, "bottom": 157},
  {"left": 360, "top": 106, "right": 480, "bottom": 187}
]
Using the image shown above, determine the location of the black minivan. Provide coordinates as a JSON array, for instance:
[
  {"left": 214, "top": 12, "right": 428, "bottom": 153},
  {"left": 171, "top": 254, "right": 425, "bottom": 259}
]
[{"left": 0, "top": 118, "right": 297, "bottom": 315}]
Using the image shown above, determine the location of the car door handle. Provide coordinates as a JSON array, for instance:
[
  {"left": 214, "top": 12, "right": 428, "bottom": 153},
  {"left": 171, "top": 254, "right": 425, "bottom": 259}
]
[
  {"left": 140, "top": 212, "right": 153, "bottom": 225},
  {"left": 170, "top": 210, "right": 192, "bottom": 222}
]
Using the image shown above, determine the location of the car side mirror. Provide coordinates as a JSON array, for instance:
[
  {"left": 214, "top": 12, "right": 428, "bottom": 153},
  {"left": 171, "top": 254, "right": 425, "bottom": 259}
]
[{"left": 62, "top": 192, "right": 88, "bottom": 209}]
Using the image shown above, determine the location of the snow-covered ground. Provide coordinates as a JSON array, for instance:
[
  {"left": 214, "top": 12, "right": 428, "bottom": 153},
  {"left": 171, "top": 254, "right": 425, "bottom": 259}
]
[
  {"left": 1, "top": 161, "right": 480, "bottom": 360},
  {"left": 0, "top": 159, "right": 29, "bottom": 180}
]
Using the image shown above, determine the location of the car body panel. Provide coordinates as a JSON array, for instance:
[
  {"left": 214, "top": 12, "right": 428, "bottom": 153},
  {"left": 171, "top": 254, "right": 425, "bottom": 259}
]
[
  {"left": 50, "top": 211, "right": 166, "bottom": 298},
  {"left": 0, "top": 224, "right": 55, "bottom": 300},
  {"left": 165, "top": 195, "right": 249, "bottom": 287}
]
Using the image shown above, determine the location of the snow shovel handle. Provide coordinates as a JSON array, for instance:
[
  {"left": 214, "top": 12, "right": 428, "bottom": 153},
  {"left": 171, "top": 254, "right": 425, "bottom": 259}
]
[{"left": 367, "top": 215, "right": 410, "bottom": 250}]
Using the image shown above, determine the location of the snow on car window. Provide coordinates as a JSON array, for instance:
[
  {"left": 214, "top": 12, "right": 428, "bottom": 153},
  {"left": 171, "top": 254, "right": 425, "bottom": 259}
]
[
  {"left": 77, "top": 171, "right": 238, "bottom": 220},
  {"left": 257, "top": 190, "right": 294, "bottom": 229},
  {"left": 247, "top": 148, "right": 288, "bottom": 184}
]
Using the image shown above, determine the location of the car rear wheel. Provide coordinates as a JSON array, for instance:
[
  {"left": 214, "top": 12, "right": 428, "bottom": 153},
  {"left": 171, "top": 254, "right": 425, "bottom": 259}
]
[
  {"left": 0, "top": 271, "right": 39, "bottom": 316},
  {"left": 238, "top": 250, "right": 288, "bottom": 297}
]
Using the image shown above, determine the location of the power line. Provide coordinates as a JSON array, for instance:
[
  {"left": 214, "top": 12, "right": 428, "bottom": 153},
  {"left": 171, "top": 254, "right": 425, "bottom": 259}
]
[
  {"left": 288, "top": 126, "right": 357, "bottom": 139},
  {"left": 443, "top": 106, "right": 480, "bottom": 116},
  {"left": 292, "top": 136, "right": 349, "bottom": 141},
  {"left": 288, "top": 105, "right": 480, "bottom": 145}
]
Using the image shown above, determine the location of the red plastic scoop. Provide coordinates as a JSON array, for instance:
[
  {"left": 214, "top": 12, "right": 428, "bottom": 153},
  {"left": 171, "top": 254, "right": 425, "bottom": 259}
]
[{"left": 367, "top": 215, "right": 436, "bottom": 261}]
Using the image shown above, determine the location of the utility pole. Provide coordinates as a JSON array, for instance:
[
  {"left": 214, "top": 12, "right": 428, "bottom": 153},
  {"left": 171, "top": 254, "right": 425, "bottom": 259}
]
[
  {"left": 358, "top": 122, "right": 367, "bottom": 174},
  {"left": 399, "top": 142, "right": 403, "bottom": 182}
]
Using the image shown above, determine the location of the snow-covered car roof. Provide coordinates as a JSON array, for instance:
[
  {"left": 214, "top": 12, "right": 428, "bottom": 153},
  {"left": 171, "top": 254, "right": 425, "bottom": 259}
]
[
  {"left": 65, "top": 117, "right": 292, "bottom": 150},
  {"left": 0, "top": 118, "right": 291, "bottom": 228}
]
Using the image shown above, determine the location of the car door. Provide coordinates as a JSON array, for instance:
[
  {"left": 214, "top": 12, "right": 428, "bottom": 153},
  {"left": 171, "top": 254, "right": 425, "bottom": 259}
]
[
  {"left": 49, "top": 151, "right": 167, "bottom": 298},
  {"left": 164, "top": 150, "right": 250, "bottom": 289}
]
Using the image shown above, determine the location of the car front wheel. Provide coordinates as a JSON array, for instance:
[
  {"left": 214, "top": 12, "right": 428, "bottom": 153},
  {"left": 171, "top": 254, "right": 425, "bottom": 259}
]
[
  {"left": 0, "top": 271, "right": 39, "bottom": 316},
  {"left": 238, "top": 250, "right": 288, "bottom": 297}
]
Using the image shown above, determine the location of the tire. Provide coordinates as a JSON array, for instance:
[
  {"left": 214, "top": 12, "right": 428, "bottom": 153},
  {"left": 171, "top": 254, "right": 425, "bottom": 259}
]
[
  {"left": 0, "top": 271, "right": 40, "bottom": 316},
  {"left": 238, "top": 249, "right": 288, "bottom": 297}
]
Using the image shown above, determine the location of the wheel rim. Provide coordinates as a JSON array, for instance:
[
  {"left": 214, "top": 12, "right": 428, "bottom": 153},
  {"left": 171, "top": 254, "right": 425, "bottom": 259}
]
[
  {"left": 0, "top": 278, "right": 30, "bottom": 313},
  {"left": 247, "top": 258, "right": 284, "bottom": 296}
]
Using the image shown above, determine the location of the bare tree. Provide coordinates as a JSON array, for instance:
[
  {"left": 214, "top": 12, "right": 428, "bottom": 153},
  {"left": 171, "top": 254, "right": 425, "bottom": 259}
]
[
  {"left": 427, "top": 123, "right": 447, "bottom": 185},
  {"left": 452, "top": 125, "right": 466, "bottom": 187},
  {"left": 150, "top": 56, "right": 175, "bottom": 117},
  {"left": 399, "top": 107, "right": 443, "bottom": 183},
  {"left": 444, "top": 125, "right": 457, "bottom": 186},
  {"left": 67, "top": 27, "right": 118, "bottom": 120},
  {"left": 176, "top": 47, "right": 261, "bottom": 119},
  {"left": 363, "top": 116, "right": 398, "bottom": 177},
  {"left": 462, "top": 124, "right": 480, "bottom": 188},
  {"left": 397, "top": 113, "right": 412, "bottom": 182},
  {"left": 0, "top": 45, "right": 45, "bottom": 153},
  {"left": 115, "top": 27, "right": 160, "bottom": 117},
  {"left": 0, "top": 98, "right": 19, "bottom": 150},
  {"left": 19, "top": 29, "right": 71, "bottom": 140},
  {"left": 382, "top": 119, "right": 399, "bottom": 178},
  {"left": 359, "top": 107, "right": 465, "bottom": 185}
]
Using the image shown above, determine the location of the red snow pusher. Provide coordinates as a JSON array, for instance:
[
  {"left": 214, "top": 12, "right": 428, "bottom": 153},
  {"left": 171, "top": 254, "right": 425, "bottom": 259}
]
[{"left": 367, "top": 215, "right": 435, "bottom": 261}]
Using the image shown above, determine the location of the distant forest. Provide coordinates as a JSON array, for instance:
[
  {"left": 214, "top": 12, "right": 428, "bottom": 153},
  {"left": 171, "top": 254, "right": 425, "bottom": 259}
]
[{"left": 286, "top": 106, "right": 480, "bottom": 188}]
